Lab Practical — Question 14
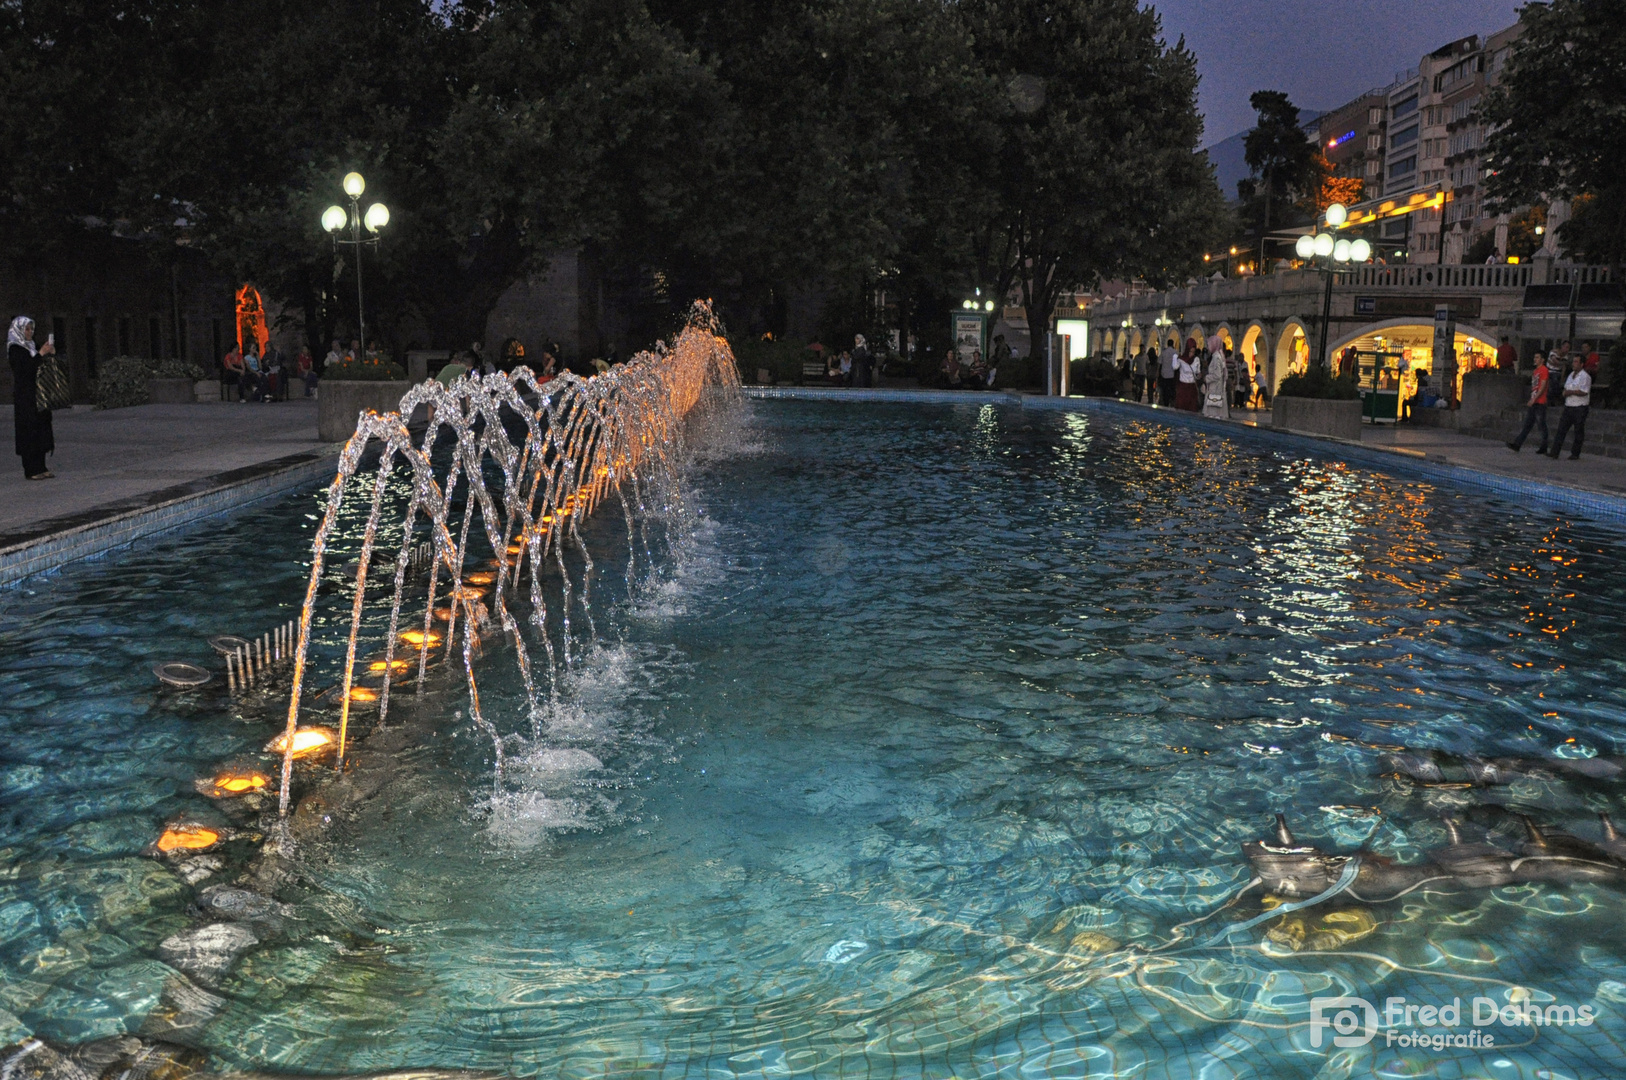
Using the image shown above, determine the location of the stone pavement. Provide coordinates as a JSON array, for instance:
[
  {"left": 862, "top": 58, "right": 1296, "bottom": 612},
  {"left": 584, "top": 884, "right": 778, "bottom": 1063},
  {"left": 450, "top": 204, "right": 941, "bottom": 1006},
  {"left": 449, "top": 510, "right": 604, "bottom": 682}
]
[
  {"left": 0, "top": 399, "right": 328, "bottom": 539},
  {"left": 1131, "top": 400, "right": 1626, "bottom": 500}
]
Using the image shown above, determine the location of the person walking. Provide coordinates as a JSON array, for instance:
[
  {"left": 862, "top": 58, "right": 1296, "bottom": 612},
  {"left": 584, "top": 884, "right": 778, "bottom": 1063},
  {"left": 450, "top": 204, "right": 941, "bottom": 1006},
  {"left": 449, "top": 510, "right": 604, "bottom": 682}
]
[
  {"left": 9, "top": 316, "right": 57, "bottom": 479},
  {"left": 850, "top": 334, "right": 873, "bottom": 388},
  {"left": 1253, "top": 363, "right": 1271, "bottom": 408},
  {"left": 1158, "top": 338, "right": 1178, "bottom": 406},
  {"left": 1131, "top": 347, "right": 1148, "bottom": 403},
  {"left": 1549, "top": 353, "right": 1592, "bottom": 459},
  {"left": 1202, "top": 344, "right": 1229, "bottom": 419},
  {"left": 1506, "top": 351, "right": 1554, "bottom": 454}
]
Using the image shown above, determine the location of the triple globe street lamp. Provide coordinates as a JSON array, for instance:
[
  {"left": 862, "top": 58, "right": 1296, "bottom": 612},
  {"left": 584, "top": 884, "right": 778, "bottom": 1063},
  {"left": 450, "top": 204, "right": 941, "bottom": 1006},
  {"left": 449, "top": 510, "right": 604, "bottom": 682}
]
[
  {"left": 322, "top": 172, "right": 390, "bottom": 364},
  {"left": 1294, "top": 202, "right": 1372, "bottom": 371}
]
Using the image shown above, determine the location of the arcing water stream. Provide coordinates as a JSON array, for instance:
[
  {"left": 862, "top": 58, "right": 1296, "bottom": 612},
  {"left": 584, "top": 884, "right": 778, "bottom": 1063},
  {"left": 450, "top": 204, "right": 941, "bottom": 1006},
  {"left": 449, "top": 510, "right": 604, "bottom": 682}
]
[{"left": 276, "top": 303, "right": 740, "bottom": 814}]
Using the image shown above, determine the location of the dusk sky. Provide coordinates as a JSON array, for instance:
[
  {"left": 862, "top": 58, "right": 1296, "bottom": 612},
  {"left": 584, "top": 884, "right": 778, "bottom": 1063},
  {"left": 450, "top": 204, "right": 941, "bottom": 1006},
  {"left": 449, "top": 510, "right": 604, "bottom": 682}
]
[{"left": 1158, "top": 0, "right": 1528, "bottom": 145}]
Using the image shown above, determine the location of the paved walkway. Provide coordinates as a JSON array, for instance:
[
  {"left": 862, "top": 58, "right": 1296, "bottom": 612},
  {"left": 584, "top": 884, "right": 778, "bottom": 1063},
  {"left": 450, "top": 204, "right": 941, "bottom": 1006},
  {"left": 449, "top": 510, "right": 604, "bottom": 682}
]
[
  {"left": 0, "top": 399, "right": 328, "bottom": 541},
  {"left": 1154, "top": 400, "right": 1626, "bottom": 499}
]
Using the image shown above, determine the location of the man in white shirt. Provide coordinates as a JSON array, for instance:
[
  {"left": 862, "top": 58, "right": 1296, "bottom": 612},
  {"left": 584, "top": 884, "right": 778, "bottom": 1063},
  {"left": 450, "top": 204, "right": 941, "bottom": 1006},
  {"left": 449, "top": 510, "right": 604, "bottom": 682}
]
[
  {"left": 1549, "top": 354, "right": 1592, "bottom": 460},
  {"left": 1158, "top": 339, "right": 1178, "bottom": 406}
]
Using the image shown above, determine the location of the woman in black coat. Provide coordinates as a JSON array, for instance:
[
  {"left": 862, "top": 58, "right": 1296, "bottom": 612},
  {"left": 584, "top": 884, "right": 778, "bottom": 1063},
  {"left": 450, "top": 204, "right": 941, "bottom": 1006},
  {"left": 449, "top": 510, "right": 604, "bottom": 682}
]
[{"left": 9, "top": 315, "right": 56, "bottom": 479}]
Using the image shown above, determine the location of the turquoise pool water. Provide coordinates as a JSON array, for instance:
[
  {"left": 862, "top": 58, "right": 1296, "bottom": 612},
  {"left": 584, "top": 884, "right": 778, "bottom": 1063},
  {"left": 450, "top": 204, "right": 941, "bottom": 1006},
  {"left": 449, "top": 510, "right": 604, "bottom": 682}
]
[{"left": 4, "top": 400, "right": 1626, "bottom": 1078}]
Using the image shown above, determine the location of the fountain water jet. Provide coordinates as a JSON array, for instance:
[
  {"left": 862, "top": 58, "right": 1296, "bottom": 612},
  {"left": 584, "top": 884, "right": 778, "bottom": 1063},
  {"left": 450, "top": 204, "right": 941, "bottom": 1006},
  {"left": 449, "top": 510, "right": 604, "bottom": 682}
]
[{"left": 276, "top": 302, "right": 740, "bottom": 815}]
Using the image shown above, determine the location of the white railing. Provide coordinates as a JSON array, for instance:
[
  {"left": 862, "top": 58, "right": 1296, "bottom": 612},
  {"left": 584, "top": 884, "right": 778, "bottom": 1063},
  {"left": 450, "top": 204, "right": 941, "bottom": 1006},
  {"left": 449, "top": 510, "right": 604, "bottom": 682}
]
[
  {"left": 1093, "top": 262, "right": 1612, "bottom": 318},
  {"left": 1348, "top": 264, "right": 1531, "bottom": 289}
]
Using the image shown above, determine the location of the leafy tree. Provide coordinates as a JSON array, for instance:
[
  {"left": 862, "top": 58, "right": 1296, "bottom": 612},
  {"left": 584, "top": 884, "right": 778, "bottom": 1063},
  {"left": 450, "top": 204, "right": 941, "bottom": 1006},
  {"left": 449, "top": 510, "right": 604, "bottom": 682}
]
[
  {"left": 1236, "top": 90, "right": 1322, "bottom": 263},
  {"left": 0, "top": 0, "right": 167, "bottom": 258},
  {"left": 113, "top": 0, "right": 469, "bottom": 355},
  {"left": 1480, "top": 0, "right": 1626, "bottom": 271},
  {"left": 960, "top": 0, "right": 1227, "bottom": 345}
]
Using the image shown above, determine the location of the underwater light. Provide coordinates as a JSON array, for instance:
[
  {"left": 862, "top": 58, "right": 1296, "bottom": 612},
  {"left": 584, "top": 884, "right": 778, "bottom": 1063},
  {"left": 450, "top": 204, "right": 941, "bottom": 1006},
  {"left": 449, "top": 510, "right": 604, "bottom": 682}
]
[
  {"left": 347, "top": 686, "right": 379, "bottom": 703},
  {"left": 400, "top": 629, "right": 443, "bottom": 648},
  {"left": 449, "top": 586, "right": 486, "bottom": 601},
  {"left": 265, "top": 727, "right": 338, "bottom": 758},
  {"left": 155, "top": 824, "right": 220, "bottom": 853},
  {"left": 506, "top": 543, "right": 524, "bottom": 555},
  {"left": 367, "top": 659, "right": 413, "bottom": 674},
  {"left": 196, "top": 771, "right": 270, "bottom": 799},
  {"left": 463, "top": 571, "right": 497, "bottom": 585}
]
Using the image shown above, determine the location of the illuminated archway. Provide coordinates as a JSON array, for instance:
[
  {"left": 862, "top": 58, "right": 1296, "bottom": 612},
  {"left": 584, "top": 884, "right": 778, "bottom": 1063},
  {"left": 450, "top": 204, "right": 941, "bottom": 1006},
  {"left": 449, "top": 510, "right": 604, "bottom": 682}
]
[
  {"left": 1327, "top": 318, "right": 1498, "bottom": 355},
  {"left": 236, "top": 284, "right": 269, "bottom": 356},
  {"left": 1274, "top": 319, "right": 1310, "bottom": 389},
  {"left": 1239, "top": 322, "right": 1265, "bottom": 387}
]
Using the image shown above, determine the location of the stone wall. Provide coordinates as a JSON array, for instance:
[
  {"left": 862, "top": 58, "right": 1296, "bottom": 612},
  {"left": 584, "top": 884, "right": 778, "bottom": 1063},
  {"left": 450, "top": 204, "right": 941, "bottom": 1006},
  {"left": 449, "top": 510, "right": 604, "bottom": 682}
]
[{"left": 0, "top": 235, "right": 235, "bottom": 405}]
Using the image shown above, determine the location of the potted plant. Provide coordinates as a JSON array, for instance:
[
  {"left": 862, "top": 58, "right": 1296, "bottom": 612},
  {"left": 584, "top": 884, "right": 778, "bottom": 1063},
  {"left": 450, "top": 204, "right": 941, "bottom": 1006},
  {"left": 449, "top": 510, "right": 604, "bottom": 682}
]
[
  {"left": 317, "top": 353, "right": 412, "bottom": 442},
  {"left": 148, "top": 358, "right": 207, "bottom": 404},
  {"left": 1271, "top": 365, "right": 1362, "bottom": 440}
]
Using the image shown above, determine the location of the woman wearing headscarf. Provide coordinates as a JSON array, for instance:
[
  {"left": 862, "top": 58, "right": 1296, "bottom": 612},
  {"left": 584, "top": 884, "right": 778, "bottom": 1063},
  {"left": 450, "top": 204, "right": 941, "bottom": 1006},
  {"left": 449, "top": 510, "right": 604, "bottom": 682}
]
[
  {"left": 1203, "top": 342, "right": 1230, "bottom": 419},
  {"left": 1173, "top": 337, "right": 1202, "bottom": 412},
  {"left": 9, "top": 316, "right": 57, "bottom": 479}
]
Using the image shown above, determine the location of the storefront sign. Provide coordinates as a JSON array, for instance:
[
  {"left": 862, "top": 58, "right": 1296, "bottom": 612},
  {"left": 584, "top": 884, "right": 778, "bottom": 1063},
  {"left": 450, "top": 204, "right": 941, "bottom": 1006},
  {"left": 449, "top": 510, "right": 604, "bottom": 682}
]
[{"left": 1355, "top": 296, "right": 1482, "bottom": 320}]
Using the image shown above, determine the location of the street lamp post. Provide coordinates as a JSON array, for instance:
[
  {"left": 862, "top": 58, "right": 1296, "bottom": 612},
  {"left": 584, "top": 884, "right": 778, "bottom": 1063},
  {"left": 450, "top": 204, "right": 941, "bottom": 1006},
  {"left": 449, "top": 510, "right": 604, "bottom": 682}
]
[
  {"left": 1294, "top": 202, "right": 1371, "bottom": 370},
  {"left": 322, "top": 172, "right": 390, "bottom": 362}
]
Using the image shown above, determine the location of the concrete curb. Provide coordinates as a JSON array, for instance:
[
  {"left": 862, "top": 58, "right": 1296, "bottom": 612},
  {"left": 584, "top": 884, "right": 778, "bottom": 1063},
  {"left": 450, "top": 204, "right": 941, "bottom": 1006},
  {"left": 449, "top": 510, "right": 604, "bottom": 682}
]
[
  {"left": 0, "top": 447, "right": 341, "bottom": 588},
  {"left": 742, "top": 387, "right": 1626, "bottom": 526}
]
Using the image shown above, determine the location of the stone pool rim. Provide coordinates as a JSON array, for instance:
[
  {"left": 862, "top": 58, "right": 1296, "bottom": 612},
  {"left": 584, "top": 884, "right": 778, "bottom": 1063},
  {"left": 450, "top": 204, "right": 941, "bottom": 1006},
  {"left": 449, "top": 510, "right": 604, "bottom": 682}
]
[{"left": 0, "top": 447, "right": 341, "bottom": 588}]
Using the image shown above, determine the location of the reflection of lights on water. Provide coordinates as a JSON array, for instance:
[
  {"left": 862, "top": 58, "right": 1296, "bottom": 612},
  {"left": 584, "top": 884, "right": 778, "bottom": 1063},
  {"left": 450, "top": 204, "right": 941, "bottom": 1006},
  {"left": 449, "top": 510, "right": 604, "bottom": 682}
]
[
  {"left": 506, "top": 543, "right": 524, "bottom": 555},
  {"left": 450, "top": 586, "right": 486, "bottom": 601},
  {"left": 368, "top": 659, "right": 412, "bottom": 673},
  {"left": 433, "top": 607, "right": 453, "bottom": 621},
  {"left": 200, "top": 771, "right": 270, "bottom": 798},
  {"left": 265, "top": 727, "right": 337, "bottom": 758},
  {"left": 463, "top": 571, "right": 497, "bottom": 585},
  {"left": 400, "top": 629, "right": 443, "bottom": 648},
  {"left": 347, "top": 686, "right": 379, "bottom": 703},
  {"left": 156, "top": 825, "right": 220, "bottom": 852}
]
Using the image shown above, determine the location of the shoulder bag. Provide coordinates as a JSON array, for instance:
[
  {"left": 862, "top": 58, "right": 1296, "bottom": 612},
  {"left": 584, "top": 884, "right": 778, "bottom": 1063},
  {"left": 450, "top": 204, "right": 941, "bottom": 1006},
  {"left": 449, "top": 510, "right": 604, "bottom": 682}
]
[{"left": 35, "top": 354, "right": 72, "bottom": 411}]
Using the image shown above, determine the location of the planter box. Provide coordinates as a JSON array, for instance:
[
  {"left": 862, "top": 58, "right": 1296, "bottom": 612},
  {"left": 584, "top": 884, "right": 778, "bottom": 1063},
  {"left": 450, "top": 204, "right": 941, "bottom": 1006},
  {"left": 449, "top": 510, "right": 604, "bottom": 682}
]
[
  {"left": 318, "top": 380, "right": 412, "bottom": 442},
  {"left": 1272, "top": 395, "right": 1362, "bottom": 441},
  {"left": 1459, "top": 372, "right": 1525, "bottom": 427},
  {"left": 148, "top": 377, "right": 197, "bottom": 405}
]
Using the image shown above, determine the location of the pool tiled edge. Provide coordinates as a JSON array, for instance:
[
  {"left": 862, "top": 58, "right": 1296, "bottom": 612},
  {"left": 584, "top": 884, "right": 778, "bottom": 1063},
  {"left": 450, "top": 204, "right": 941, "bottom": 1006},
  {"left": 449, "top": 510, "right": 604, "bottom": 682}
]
[
  {"left": 0, "top": 448, "right": 341, "bottom": 587},
  {"left": 743, "top": 386, "right": 1626, "bottom": 525}
]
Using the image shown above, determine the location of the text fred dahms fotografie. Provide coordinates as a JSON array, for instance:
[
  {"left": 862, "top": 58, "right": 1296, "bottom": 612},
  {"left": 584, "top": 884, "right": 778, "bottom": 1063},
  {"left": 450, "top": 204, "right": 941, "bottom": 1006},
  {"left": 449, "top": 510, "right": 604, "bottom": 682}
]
[{"left": 1308, "top": 994, "right": 1599, "bottom": 1051}]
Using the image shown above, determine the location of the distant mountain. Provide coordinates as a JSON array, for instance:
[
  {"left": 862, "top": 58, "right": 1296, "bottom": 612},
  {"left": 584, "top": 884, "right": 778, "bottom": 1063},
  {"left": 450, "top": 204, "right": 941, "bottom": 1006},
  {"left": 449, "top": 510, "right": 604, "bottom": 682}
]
[{"left": 1204, "top": 109, "right": 1322, "bottom": 205}]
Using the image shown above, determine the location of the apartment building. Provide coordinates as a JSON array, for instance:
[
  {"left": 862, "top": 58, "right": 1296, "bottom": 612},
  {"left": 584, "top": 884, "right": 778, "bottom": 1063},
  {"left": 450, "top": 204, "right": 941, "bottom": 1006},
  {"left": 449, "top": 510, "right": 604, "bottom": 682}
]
[
  {"left": 1316, "top": 90, "right": 1389, "bottom": 199},
  {"left": 1367, "top": 19, "right": 1526, "bottom": 264}
]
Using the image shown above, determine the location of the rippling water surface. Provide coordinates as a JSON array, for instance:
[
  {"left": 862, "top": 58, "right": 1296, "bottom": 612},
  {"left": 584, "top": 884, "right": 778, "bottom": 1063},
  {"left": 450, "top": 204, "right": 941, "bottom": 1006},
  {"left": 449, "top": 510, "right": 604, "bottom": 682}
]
[{"left": 5, "top": 400, "right": 1626, "bottom": 1078}]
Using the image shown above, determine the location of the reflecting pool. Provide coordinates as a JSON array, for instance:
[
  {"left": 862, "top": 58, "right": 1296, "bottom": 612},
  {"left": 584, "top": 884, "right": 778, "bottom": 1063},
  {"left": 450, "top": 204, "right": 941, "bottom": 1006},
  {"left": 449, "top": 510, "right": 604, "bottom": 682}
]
[{"left": 4, "top": 399, "right": 1626, "bottom": 1078}]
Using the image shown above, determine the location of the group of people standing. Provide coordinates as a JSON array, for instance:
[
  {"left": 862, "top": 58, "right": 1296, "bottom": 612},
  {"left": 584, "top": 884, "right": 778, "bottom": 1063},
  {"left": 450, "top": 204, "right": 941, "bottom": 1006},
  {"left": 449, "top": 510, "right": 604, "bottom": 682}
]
[
  {"left": 1507, "top": 339, "right": 1596, "bottom": 459},
  {"left": 1130, "top": 338, "right": 1267, "bottom": 418}
]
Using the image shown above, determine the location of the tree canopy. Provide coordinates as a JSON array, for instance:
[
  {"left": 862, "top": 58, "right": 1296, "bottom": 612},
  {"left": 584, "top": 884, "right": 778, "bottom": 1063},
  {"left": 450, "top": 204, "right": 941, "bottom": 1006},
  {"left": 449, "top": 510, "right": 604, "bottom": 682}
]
[
  {"left": 0, "top": 0, "right": 1225, "bottom": 354},
  {"left": 1480, "top": 0, "right": 1626, "bottom": 271}
]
